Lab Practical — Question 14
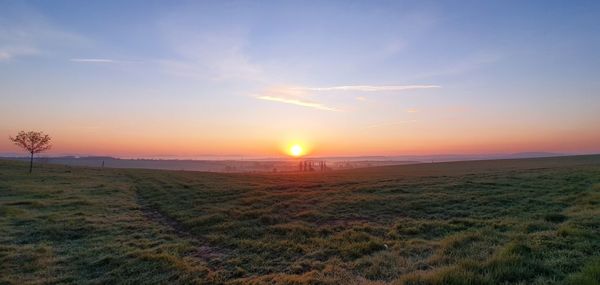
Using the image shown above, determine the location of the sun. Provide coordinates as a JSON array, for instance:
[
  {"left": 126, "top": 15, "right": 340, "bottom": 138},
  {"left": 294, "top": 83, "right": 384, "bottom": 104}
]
[{"left": 290, "top": 144, "right": 303, "bottom": 157}]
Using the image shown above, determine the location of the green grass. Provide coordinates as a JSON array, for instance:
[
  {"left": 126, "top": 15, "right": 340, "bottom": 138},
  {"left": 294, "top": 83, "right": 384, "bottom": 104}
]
[{"left": 1, "top": 155, "right": 600, "bottom": 284}]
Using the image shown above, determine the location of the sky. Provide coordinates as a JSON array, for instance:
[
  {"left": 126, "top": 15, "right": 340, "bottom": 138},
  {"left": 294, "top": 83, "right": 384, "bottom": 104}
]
[{"left": 1, "top": 0, "right": 599, "bottom": 158}]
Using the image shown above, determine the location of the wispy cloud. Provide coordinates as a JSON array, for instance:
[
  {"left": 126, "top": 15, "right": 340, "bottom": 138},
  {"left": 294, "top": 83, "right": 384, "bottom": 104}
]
[
  {"left": 406, "top": 108, "right": 419, "bottom": 113},
  {"left": 0, "top": 46, "right": 39, "bottom": 61},
  {"left": 256, "top": 96, "right": 339, "bottom": 111},
  {"left": 157, "top": 15, "right": 263, "bottom": 82},
  {"left": 255, "top": 86, "right": 339, "bottom": 111},
  {"left": 255, "top": 84, "right": 439, "bottom": 111},
  {"left": 159, "top": 55, "right": 261, "bottom": 81},
  {"left": 0, "top": 5, "right": 89, "bottom": 62},
  {"left": 70, "top": 58, "right": 116, "bottom": 63},
  {"left": 411, "top": 52, "right": 501, "bottom": 80},
  {"left": 302, "top": 85, "right": 440, "bottom": 92}
]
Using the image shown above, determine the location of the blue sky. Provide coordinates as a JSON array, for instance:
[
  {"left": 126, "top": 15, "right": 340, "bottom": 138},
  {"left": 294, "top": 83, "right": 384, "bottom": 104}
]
[{"left": 1, "top": 0, "right": 599, "bottom": 157}]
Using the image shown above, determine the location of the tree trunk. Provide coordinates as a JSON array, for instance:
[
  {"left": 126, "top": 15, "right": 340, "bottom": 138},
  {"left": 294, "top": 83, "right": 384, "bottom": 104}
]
[{"left": 29, "top": 152, "right": 33, "bottom": 174}]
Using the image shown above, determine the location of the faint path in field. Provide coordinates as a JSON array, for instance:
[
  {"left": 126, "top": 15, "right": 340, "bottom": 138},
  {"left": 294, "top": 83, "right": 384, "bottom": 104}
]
[
  {"left": 318, "top": 217, "right": 374, "bottom": 227},
  {"left": 133, "top": 186, "right": 226, "bottom": 264}
]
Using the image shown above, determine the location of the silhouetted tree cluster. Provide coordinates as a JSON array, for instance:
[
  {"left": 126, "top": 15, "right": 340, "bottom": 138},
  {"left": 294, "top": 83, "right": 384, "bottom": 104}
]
[
  {"left": 298, "top": 160, "right": 327, "bottom": 172},
  {"left": 9, "top": 131, "right": 52, "bottom": 173}
]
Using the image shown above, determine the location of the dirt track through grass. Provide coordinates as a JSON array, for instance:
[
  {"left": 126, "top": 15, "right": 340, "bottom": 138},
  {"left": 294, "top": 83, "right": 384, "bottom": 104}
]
[{"left": 135, "top": 186, "right": 227, "bottom": 265}]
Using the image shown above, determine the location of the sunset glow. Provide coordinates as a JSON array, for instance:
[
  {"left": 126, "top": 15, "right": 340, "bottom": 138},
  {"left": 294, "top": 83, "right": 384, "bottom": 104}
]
[{"left": 289, "top": 144, "right": 304, "bottom": 157}]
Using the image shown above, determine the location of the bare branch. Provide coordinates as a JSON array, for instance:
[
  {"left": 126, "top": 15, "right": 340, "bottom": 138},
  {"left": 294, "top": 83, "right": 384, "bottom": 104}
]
[{"left": 10, "top": 131, "right": 52, "bottom": 154}]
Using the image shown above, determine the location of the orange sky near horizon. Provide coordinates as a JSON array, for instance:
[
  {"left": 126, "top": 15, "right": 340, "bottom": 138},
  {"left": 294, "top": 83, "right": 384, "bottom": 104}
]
[{"left": 1, "top": 122, "right": 599, "bottom": 158}]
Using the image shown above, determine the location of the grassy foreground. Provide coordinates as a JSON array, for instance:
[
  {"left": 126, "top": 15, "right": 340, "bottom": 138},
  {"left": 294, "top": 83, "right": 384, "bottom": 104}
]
[{"left": 1, "top": 156, "right": 600, "bottom": 284}]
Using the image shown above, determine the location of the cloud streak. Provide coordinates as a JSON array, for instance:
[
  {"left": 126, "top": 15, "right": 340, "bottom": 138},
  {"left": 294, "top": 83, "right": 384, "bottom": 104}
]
[
  {"left": 256, "top": 96, "right": 339, "bottom": 111},
  {"left": 255, "top": 84, "right": 439, "bottom": 111},
  {"left": 410, "top": 52, "right": 501, "bottom": 80},
  {"left": 302, "top": 85, "right": 440, "bottom": 92},
  {"left": 255, "top": 86, "right": 340, "bottom": 111},
  {"left": 70, "top": 58, "right": 117, "bottom": 63},
  {"left": 0, "top": 5, "right": 89, "bottom": 62},
  {"left": 0, "top": 51, "right": 11, "bottom": 61},
  {"left": 157, "top": 15, "right": 264, "bottom": 82},
  {"left": 0, "top": 47, "right": 39, "bottom": 62}
]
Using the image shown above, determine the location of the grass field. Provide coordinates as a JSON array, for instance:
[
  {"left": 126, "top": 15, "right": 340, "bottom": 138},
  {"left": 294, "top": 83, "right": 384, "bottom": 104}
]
[{"left": 1, "top": 155, "right": 600, "bottom": 284}]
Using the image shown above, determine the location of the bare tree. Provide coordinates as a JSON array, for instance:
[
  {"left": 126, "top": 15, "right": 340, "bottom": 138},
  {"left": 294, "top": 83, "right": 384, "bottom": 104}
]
[{"left": 9, "top": 131, "right": 52, "bottom": 173}]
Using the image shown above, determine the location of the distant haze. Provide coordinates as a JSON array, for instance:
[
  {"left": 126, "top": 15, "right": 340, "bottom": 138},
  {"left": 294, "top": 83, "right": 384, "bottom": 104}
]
[{"left": 0, "top": 152, "right": 584, "bottom": 173}]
